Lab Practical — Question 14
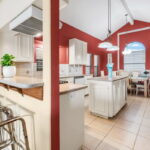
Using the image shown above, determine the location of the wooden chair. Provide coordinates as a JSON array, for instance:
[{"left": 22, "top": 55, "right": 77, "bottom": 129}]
[
  {"left": 127, "top": 78, "right": 136, "bottom": 95},
  {"left": 101, "top": 71, "right": 105, "bottom": 77}
]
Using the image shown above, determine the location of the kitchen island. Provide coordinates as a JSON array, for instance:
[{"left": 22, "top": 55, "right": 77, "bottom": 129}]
[
  {"left": 88, "top": 76, "right": 128, "bottom": 118},
  {"left": 60, "top": 83, "right": 87, "bottom": 150}
]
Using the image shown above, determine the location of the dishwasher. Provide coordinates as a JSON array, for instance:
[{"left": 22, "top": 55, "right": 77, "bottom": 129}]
[{"left": 74, "top": 76, "right": 85, "bottom": 84}]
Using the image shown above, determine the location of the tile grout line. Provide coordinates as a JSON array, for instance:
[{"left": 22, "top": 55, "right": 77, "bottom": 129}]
[
  {"left": 94, "top": 97, "right": 137, "bottom": 150},
  {"left": 132, "top": 98, "right": 149, "bottom": 150}
]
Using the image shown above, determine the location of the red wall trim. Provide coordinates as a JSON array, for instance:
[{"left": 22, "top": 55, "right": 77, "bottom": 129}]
[{"left": 51, "top": 0, "right": 59, "bottom": 149}]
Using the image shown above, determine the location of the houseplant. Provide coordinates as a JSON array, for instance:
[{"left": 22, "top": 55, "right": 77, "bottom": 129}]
[{"left": 1, "top": 54, "right": 16, "bottom": 78}]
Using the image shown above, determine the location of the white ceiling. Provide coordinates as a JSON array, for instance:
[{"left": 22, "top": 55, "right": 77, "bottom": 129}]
[
  {"left": 125, "top": 0, "right": 150, "bottom": 23},
  {"left": 60, "top": 0, "right": 150, "bottom": 41},
  {"left": 33, "top": 0, "right": 42, "bottom": 9}
]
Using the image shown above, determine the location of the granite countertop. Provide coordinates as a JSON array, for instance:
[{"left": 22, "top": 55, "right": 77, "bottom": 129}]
[
  {"left": 0, "top": 76, "right": 44, "bottom": 89},
  {"left": 88, "top": 75, "right": 128, "bottom": 82},
  {"left": 60, "top": 83, "right": 87, "bottom": 94},
  {"left": 60, "top": 74, "right": 93, "bottom": 78}
]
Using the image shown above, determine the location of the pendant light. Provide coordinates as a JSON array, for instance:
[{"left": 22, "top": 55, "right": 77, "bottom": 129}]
[
  {"left": 98, "top": 0, "right": 112, "bottom": 48},
  {"left": 107, "top": 46, "right": 119, "bottom": 51}
]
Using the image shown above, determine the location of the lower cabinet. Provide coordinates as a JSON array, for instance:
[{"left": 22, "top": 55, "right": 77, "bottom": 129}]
[
  {"left": 89, "top": 78, "right": 127, "bottom": 118},
  {"left": 60, "top": 89, "right": 85, "bottom": 150}
]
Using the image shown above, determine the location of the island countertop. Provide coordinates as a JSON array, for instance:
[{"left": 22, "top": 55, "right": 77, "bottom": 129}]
[
  {"left": 88, "top": 75, "right": 128, "bottom": 82},
  {"left": 60, "top": 83, "right": 87, "bottom": 94},
  {"left": 0, "top": 76, "right": 44, "bottom": 89}
]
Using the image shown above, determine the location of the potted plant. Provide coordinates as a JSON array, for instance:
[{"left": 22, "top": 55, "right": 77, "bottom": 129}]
[{"left": 1, "top": 54, "right": 16, "bottom": 78}]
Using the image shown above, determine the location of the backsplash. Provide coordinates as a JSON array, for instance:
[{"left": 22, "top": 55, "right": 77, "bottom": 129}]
[
  {"left": 16, "top": 62, "right": 43, "bottom": 78},
  {"left": 60, "top": 64, "right": 83, "bottom": 77}
]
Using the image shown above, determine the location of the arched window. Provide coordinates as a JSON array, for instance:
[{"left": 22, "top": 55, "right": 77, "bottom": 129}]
[{"left": 124, "top": 42, "right": 146, "bottom": 72}]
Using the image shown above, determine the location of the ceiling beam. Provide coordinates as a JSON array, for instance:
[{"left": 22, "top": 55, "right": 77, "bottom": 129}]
[{"left": 121, "top": 0, "right": 134, "bottom": 25}]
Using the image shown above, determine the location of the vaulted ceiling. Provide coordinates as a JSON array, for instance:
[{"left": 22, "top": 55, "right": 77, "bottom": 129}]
[{"left": 60, "top": 0, "right": 150, "bottom": 41}]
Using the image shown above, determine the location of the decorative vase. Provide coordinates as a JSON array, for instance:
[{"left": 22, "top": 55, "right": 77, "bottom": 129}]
[
  {"left": 2, "top": 66, "right": 16, "bottom": 78},
  {"left": 107, "top": 63, "right": 114, "bottom": 80}
]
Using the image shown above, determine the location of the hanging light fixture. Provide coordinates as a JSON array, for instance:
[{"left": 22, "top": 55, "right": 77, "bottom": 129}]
[
  {"left": 98, "top": 0, "right": 119, "bottom": 51},
  {"left": 98, "top": 0, "right": 112, "bottom": 48},
  {"left": 107, "top": 46, "right": 119, "bottom": 51}
]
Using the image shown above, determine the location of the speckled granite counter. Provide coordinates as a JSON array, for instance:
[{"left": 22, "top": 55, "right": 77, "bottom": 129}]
[
  {"left": 60, "top": 83, "right": 87, "bottom": 94},
  {"left": 0, "top": 76, "right": 43, "bottom": 89},
  {"left": 88, "top": 75, "right": 128, "bottom": 82}
]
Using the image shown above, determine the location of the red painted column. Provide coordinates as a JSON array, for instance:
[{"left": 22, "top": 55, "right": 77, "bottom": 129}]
[{"left": 51, "top": 0, "right": 59, "bottom": 150}]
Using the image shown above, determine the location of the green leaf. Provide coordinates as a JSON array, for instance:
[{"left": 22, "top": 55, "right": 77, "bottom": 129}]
[{"left": 0, "top": 54, "right": 15, "bottom": 66}]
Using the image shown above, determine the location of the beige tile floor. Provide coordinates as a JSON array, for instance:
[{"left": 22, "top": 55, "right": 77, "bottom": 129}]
[{"left": 83, "top": 96, "right": 150, "bottom": 150}]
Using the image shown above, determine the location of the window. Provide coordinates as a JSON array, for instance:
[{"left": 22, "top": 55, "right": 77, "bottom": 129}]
[{"left": 124, "top": 42, "right": 145, "bottom": 72}]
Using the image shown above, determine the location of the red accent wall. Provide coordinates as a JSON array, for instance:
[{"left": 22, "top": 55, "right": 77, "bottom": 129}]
[
  {"left": 59, "top": 22, "right": 106, "bottom": 74},
  {"left": 102, "top": 20, "right": 150, "bottom": 71},
  {"left": 51, "top": 0, "right": 59, "bottom": 150}
]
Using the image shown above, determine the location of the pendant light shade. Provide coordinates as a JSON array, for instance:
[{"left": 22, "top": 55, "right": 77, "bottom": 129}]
[
  {"left": 107, "top": 46, "right": 119, "bottom": 51},
  {"left": 98, "top": 42, "right": 112, "bottom": 48}
]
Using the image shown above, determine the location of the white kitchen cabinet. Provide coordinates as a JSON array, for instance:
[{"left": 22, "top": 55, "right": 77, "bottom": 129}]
[
  {"left": 14, "top": 33, "right": 34, "bottom": 62},
  {"left": 0, "top": 29, "right": 34, "bottom": 62},
  {"left": 88, "top": 76, "right": 128, "bottom": 118},
  {"left": 94, "top": 55, "right": 99, "bottom": 66},
  {"left": 60, "top": 89, "right": 85, "bottom": 150},
  {"left": 69, "top": 38, "right": 87, "bottom": 65},
  {"left": 86, "top": 53, "right": 92, "bottom": 66},
  {"left": 84, "top": 74, "right": 93, "bottom": 95}
]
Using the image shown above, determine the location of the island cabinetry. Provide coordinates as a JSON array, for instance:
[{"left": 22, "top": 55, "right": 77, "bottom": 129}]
[{"left": 88, "top": 76, "right": 127, "bottom": 118}]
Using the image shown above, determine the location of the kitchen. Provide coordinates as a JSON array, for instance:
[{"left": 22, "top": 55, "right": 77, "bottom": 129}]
[
  {"left": 0, "top": 0, "right": 51, "bottom": 150},
  {"left": 0, "top": 0, "right": 150, "bottom": 150},
  {"left": 59, "top": 0, "right": 150, "bottom": 150}
]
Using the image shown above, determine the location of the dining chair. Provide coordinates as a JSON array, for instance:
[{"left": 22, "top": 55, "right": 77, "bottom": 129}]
[
  {"left": 101, "top": 71, "right": 105, "bottom": 77},
  {"left": 136, "top": 83, "right": 145, "bottom": 96},
  {"left": 112, "top": 71, "right": 117, "bottom": 77},
  {"left": 127, "top": 78, "right": 136, "bottom": 95},
  {"left": 132, "top": 71, "right": 140, "bottom": 77}
]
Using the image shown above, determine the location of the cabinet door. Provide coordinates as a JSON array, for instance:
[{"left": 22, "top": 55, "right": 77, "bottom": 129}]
[
  {"left": 75, "top": 40, "right": 83, "bottom": 65},
  {"left": 82, "top": 42, "right": 87, "bottom": 65},
  {"left": 113, "top": 81, "right": 121, "bottom": 114},
  {"left": 69, "top": 39, "right": 76, "bottom": 64},
  {"left": 94, "top": 55, "right": 99, "bottom": 66},
  {"left": 19, "top": 34, "right": 33, "bottom": 62},
  {"left": 120, "top": 79, "right": 126, "bottom": 107},
  {"left": 90, "top": 83, "right": 109, "bottom": 116},
  {"left": 86, "top": 54, "right": 91, "bottom": 66}
]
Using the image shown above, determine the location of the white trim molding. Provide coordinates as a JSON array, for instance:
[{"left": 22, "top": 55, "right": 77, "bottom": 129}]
[{"left": 117, "top": 27, "right": 150, "bottom": 70}]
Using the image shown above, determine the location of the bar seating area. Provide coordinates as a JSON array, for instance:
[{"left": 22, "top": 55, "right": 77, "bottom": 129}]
[{"left": 0, "top": 105, "right": 30, "bottom": 150}]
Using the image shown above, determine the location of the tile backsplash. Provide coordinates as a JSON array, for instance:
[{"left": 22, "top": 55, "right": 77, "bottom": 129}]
[
  {"left": 16, "top": 62, "right": 43, "bottom": 78},
  {"left": 60, "top": 64, "right": 83, "bottom": 77}
]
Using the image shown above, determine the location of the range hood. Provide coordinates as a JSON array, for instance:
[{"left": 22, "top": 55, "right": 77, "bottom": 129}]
[{"left": 9, "top": 5, "right": 42, "bottom": 35}]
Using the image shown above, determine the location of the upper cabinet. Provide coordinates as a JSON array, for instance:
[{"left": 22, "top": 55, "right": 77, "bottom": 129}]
[
  {"left": 94, "top": 55, "right": 99, "bottom": 66},
  {"left": 0, "top": 29, "right": 34, "bottom": 62},
  {"left": 69, "top": 38, "right": 87, "bottom": 65},
  {"left": 14, "top": 33, "right": 34, "bottom": 62},
  {"left": 86, "top": 54, "right": 92, "bottom": 66}
]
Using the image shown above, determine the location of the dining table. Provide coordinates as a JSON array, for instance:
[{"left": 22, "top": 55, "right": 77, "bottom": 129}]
[{"left": 130, "top": 75, "right": 149, "bottom": 97}]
